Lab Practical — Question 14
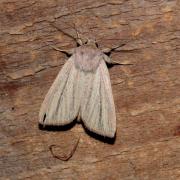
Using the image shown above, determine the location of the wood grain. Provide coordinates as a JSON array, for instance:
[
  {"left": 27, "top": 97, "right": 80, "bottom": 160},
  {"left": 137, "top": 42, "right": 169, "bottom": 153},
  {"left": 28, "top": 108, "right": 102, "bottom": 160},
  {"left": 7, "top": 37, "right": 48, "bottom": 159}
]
[{"left": 0, "top": 0, "right": 180, "bottom": 179}]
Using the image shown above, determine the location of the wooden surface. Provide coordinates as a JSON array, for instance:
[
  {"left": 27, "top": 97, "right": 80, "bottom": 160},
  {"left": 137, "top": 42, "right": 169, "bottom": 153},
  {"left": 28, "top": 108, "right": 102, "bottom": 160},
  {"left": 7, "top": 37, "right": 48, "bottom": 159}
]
[{"left": 0, "top": 0, "right": 180, "bottom": 179}]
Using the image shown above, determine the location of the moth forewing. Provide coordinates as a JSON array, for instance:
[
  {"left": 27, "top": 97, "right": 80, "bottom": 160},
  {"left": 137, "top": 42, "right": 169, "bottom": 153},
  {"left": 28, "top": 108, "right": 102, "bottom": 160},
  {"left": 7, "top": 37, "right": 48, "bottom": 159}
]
[
  {"left": 80, "top": 59, "right": 116, "bottom": 137},
  {"left": 39, "top": 58, "right": 79, "bottom": 125}
]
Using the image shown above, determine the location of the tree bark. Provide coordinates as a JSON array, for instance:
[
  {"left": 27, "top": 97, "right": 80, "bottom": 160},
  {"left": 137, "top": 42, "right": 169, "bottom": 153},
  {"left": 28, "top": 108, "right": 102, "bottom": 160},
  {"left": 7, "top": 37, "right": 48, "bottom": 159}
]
[{"left": 0, "top": 0, "right": 180, "bottom": 179}]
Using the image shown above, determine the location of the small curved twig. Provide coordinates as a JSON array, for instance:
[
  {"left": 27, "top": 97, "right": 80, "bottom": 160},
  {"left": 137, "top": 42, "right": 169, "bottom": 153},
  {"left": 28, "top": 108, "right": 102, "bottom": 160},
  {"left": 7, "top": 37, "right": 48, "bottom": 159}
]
[{"left": 49, "top": 137, "right": 80, "bottom": 161}]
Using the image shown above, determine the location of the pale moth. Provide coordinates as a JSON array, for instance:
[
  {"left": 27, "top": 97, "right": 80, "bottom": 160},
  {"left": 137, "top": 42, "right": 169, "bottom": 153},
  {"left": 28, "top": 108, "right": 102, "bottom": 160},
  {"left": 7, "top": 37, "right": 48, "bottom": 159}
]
[{"left": 39, "top": 25, "right": 129, "bottom": 138}]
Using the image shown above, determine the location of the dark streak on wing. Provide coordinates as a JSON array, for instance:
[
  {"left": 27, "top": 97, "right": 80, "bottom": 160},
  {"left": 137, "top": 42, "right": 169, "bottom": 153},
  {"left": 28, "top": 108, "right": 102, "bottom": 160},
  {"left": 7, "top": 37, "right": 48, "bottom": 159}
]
[
  {"left": 43, "top": 113, "right": 46, "bottom": 122},
  {"left": 99, "top": 75, "right": 103, "bottom": 129},
  {"left": 54, "top": 70, "right": 72, "bottom": 118},
  {"left": 72, "top": 68, "right": 79, "bottom": 119},
  {"left": 71, "top": 71, "right": 75, "bottom": 118},
  {"left": 84, "top": 73, "right": 94, "bottom": 114}
]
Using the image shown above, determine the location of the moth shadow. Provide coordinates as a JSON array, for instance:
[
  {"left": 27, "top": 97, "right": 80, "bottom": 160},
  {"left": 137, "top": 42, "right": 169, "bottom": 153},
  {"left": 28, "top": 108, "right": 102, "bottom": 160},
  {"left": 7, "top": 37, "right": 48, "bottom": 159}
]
[
  {"left": 82, "top": 123, "right": 116, "bottom": 145},
  {"left": 38, "top": 120, "right": 76, "bottom": 131},
  {"left": 107, "top": 63, "right": 115, "bottom": 69},
  {"left": 39, "top": 120, "right": 116, "bottom": 144}
]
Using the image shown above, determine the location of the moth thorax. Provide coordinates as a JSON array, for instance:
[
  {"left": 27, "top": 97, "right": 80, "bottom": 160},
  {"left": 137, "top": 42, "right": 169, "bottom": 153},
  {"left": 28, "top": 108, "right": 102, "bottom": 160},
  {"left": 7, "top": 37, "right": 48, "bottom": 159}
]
[{"left": 74, "top": 47, "right": 102, "bottom": 72}]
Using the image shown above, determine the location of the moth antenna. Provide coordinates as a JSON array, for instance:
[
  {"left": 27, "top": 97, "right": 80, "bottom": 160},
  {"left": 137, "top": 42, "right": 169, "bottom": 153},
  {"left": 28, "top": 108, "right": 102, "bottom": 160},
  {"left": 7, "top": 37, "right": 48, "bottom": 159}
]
[
  {"left": 71, "top": 22, "right": 83, "bottom": 46},
  {"left": 49, "top": 22, "right": 82, "bottom": 46},
  {"left": 65, "top": 0, "right": 85, "bottom": 46}
]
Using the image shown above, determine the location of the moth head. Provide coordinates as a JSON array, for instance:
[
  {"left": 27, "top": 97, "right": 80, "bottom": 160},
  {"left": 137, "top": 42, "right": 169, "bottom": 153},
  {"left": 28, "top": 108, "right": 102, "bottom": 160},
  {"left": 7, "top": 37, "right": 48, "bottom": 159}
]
[
  {"left": 71, "top": 26, "right": 97, "bottom": 48},
  {"left": 83, "top": 39, "right": 98, "bottom": 49}
]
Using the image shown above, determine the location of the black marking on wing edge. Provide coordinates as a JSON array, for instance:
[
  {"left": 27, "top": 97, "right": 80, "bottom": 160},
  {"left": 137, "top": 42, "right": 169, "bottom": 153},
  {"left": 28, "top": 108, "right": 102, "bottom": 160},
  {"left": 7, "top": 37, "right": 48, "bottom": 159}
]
[
  {"left": 55, "top": 69, "right": 71, "bottom": 116},
  {"left": 43, "top": 113, "right": 46, "bottom": 122}
]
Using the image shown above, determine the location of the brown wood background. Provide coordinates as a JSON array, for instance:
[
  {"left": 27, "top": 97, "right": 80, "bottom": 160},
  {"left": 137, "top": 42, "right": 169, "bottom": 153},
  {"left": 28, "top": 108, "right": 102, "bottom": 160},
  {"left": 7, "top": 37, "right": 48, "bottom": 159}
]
[{"left": 0, "top": 0, "right": 180, "bottom": 179}]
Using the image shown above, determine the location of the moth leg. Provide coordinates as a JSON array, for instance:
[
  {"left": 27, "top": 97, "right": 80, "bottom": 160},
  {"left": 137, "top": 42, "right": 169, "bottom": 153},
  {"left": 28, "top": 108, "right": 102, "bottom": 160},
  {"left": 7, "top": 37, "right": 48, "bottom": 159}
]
[
  {"left": 104, "top": 55, "right": 133, "bottom": 65},
  {"left": 47, "top": 43, "right": 74, "bottom": 57},
  {"left": 102, "top": 43, "right": 126, "bottom": 55},
  {"left": 103, "top": 43, "right": 133, "bottom": 65}
]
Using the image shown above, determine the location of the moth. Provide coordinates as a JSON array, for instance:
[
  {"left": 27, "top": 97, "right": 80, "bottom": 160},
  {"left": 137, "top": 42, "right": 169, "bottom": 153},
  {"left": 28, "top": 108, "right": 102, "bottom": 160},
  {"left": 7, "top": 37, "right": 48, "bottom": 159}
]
[{"left": 39, "top": 24, "right": 129, "bottom": 138}]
